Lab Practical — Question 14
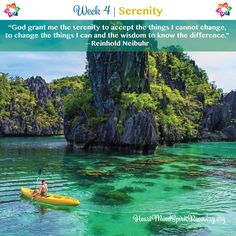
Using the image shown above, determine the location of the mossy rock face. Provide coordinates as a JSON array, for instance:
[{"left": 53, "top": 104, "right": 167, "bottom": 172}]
[
  {"left": 147, "top": 219, "right": 206, "bottom": 235},
  {"left": 92, "top": 189, "right": 132, "bottom": 205}
]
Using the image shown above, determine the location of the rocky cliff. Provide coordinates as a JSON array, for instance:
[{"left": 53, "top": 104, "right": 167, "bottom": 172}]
[
  {"left": 0, "top": 76, "right": 63, "bottom": 136},
  {"left": 200, "top": 91, "right": 236, "bottom": 140},
  {"left": 64, "top": 49, "right": 226, "bottom": 153},
  {"left": 64, "top": 52, "right": 158, "bottom": 154}
]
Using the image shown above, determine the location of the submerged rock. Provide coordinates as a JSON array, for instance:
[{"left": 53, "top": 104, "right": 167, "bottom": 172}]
[
  {"left": 92, "top": 189, "right": 132, "bottom": 205},
  {"left": 131, "top": 157, "right": 173, "bottom": 165},
  {"left": 80, "top": 169, "right": 112, "bottom": 178},
  {"left": 118, "top": 186, "right": 146, "bottom": 193}
]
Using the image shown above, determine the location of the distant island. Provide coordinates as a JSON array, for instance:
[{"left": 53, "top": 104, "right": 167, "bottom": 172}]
[{"left": 1, "top": 47, "right": 236, "bottom": 153}]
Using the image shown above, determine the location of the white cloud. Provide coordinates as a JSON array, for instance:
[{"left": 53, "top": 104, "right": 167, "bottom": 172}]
[{"left": 188, "top": 52, "right": 236, "bottom": 92}]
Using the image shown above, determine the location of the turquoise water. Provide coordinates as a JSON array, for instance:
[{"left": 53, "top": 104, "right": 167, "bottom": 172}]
[{"left": 0, "top": 137, "right": 235, "bottom": 236}]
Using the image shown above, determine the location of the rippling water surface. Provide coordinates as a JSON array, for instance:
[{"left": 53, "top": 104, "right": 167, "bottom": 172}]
[{"left": 0, "top": 137, "right": 235, "bottom": 236}]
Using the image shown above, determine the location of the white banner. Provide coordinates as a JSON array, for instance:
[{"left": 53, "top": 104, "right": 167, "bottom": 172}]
[{"left": 0, "top": 0, "right": 234, "bottom": 20}]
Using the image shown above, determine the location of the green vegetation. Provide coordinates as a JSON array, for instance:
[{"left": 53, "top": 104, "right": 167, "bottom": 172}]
[
  {"left": 117, "top": 47, "right": 222, "bottom": 143},
  {"left": 0, "top": 73, "right": 11, "bottom": 119},
  {"left": 148, "top": 48, "right": 222, "bottom": 143},
  {"left": 0, "top": 73, "right": 61, "bottom": 134},
  {"left": 57, "top": 48, "right": 223, "bottom": 144},
  {"left": 62, "top": 76, "right": 111, "bottom": 131},
  {"left": 49, "top": 75, "right": 88, "bottom": 97},
  {"left": 0, "top": 47, "right": 223, "bottom": 143},
  {"left": 120, "top": 92, "right": 156, "bottom": 111}
]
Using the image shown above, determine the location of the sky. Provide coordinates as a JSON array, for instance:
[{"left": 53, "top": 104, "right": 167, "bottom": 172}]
[
  {"left": 188, "top": 52, "right": 236, "bottom": 93},
  {"left": 0, "top": 52, "right": 235, "bottom": 92},
  {"left": 0, "top": 52, "right": 87, "bottom": 82}
]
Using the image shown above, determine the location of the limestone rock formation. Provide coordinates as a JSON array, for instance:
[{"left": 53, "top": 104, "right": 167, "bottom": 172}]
[
  {"left": 64, "top": 52, "right": 158, "bottom": 153},
  {"left": 0, "top": 76, "right": 63, "bottom": 136},
  {"left": 200, "top": 91, "right": 236, "bottom": 140}
]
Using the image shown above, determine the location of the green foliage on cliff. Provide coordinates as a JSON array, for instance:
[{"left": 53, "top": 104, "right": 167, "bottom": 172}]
[
  {"left": 62, "top": 76, "right": 93, "bottom": 116},
  {"left": 0, "top": 73, "right": 11, "bottom": 119},
  {"left": 149, "top": 48, "right": 222, "bottom": 143},
  {"left": 1, "top": 48, "right": 223, "bottom": 144},
  {"left": 0, "top": 74, "right": 64, "bottom": 134},
  {"left": 62, "top": 48, "right": 222, "bottom": 144},
  {"left": 121, "top": 92, "right": 156, "bottom": 111},
  {"left": 61, "top": 75, "right": 109, "bottom": 130},
  {"left": 118, "top": 48, "right": 222, "bottom": 143},
  {"left": 49, "top": 75, "right": 88, "bottom": 96}
]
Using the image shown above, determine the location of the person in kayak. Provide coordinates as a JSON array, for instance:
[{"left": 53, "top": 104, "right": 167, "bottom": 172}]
[{"left": 32, "top": 179, "right": 48, "bottom": 197}]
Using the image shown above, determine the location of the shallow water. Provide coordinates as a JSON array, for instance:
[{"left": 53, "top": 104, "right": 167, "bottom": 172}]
[{"left": 0, "top": 137, "right": 235, "bottom": 236}]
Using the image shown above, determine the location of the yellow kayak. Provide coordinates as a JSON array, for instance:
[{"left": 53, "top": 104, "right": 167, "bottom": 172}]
[{"left": 20, "top": 187, "right": 80, "bottom": 206}]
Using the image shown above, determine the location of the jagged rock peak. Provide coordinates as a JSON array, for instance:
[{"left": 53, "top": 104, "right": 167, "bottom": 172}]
[
  {"left": 26, "top": 76, "right": 53, "bottom": 106},
  {"left": 200, "top": 90, "right": 236, "bottom": 140}
]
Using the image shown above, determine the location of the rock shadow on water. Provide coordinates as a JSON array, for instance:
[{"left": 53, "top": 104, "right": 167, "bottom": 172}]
[{"left": 147, "top": 219, "right": 208, "bottom": 235}]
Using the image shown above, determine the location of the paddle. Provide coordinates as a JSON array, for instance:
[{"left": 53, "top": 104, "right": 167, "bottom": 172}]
[
  {"left": 35, "top": 168, "right": 42, "bottom": 190},
  {"left": 32, "top": 168, "right": 43, "bottom": 200}
]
